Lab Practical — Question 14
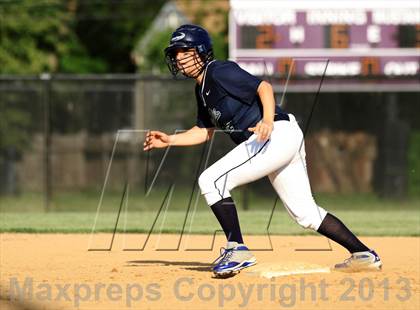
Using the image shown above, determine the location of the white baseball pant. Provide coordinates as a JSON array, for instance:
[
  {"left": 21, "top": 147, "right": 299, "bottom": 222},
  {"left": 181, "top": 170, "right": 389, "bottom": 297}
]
[{"left": 198, "top": 114, "right": 328, "bottom": 231}]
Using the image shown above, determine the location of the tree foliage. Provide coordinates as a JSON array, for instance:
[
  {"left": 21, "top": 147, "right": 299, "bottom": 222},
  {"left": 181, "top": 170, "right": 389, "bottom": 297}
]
[
  {"left": 137, "top": 28, "right": 173, "bottom": 73},
  {"left": 0, "top": 0, "right": 167, "bottom": 74},
  {"left": 0, "top": 0, "right": 106, "bottom": 74},
  {"left": 74, "top": 0, "right": 167, "bottom": 73},
  {"left": 0, "top": 1, "right": 228, "bottom": 74}
]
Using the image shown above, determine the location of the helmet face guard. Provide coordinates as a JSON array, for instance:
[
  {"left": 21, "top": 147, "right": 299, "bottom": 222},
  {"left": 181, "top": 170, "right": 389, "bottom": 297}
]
[
  {"left": 165, "top": 46, "right": 213, "bottom": 78},
  {"left": 164, "top": 24, "right": 214, "bottom": 78}
]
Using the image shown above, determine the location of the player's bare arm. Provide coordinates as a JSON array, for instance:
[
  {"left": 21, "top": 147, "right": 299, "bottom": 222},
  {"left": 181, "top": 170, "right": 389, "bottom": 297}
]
[
  {"left": 143, "top": 126, "right": 214, "bottom": 151},
  {"left": 248, "top": 81, "right": 275, "bottom": 142}
]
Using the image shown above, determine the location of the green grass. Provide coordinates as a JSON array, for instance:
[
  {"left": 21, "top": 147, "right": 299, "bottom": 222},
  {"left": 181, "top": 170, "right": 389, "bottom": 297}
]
[
  {"left": 0, "top": 209, "right": 419, "bottom": 236},
  {"left": 1, "top": 189, "right": 420, "bottom": 212},
  {"left": 0, "top": 191, "right": 419, "bottom": 236}
]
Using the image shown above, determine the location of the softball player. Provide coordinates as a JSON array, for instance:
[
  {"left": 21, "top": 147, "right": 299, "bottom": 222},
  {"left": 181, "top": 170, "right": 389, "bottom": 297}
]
[{"left": 143, "top": 24, "right": 382, "bottom": 277}]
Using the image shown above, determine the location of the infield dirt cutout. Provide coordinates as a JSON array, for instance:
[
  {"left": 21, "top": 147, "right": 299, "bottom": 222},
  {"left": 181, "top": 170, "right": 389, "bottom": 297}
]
[{"left": 0, "top": 234, "right": 419, "bottom": 310}]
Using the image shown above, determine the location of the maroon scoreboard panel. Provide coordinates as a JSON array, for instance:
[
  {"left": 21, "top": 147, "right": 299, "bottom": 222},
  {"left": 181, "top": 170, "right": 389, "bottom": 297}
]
[{"left": 229, "top": 0, "right": 420, "bottom": 80}]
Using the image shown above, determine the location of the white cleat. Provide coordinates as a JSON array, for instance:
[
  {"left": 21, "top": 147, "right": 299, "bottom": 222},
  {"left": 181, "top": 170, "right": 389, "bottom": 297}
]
[{"left": 334, "top": 250, "right": 382, "bottom": 272}]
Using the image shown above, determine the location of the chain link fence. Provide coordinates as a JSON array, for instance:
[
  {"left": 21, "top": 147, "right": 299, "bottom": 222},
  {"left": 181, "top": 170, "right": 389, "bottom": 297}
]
[{"left": 1, "top": 75, "right": 419, "bottom": 212}]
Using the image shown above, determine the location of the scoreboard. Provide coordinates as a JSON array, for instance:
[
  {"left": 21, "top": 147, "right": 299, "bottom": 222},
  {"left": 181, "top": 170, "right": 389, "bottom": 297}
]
[{"left": 229, "top": 0, "right": 420, "bottom": 78}]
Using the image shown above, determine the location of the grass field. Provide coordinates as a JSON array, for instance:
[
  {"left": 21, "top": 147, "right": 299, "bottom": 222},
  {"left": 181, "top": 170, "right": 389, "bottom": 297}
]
[{"left": 1, "top": 191, "right": 419, "bottom": 235}]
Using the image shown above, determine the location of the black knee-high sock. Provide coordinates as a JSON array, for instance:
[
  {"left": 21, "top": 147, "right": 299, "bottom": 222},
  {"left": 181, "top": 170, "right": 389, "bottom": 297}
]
[
  {"left": 209, "top": 197, "right": 244, "bottom": 244},
  {"left": 317, "top": 213, "right": 370, "bottom": 253}
]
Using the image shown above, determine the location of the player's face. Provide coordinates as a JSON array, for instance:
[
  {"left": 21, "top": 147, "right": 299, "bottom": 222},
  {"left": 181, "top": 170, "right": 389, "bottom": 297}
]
[{"left": 175, "top": 48, "right": 203, "bottom": 78}]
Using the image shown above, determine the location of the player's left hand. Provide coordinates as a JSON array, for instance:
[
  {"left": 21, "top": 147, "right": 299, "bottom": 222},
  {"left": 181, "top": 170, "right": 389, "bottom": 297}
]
[{"left": 248, "top": 120, "right": 274, "bottom": 142}]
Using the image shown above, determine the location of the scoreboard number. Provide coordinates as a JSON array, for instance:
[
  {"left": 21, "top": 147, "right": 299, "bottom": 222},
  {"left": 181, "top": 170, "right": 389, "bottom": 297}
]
[
  {"left": 231, "top": 0, "right": 420, "bottom": 78},
  {"left": 328, "top": 25, "right": 350, "bottom": 49}
]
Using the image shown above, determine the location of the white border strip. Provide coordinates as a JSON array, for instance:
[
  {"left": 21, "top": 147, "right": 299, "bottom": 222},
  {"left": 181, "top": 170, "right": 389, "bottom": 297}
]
[
  {"left": 236, "top": 48, "right": 420, "bottom": 58},
  {"left": 230, "top": 0, "right": 420, "bottom": 10},
  {"left": 228, "top": 9, "right": 237, "bottom": 60},
  {"left": 273, "top": 83, "right": 420, "bottom": 93}
]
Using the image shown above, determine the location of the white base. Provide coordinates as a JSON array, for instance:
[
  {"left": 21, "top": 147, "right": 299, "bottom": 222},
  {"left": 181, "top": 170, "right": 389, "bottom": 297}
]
[{"left": 246, "top": 262, "right": 331, "bottom": 278}]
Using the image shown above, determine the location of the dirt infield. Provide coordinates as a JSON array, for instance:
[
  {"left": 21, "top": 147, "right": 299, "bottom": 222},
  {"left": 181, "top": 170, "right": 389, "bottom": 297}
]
[{"left": 0, "top": 234, "right": 419, "bottom": 310}]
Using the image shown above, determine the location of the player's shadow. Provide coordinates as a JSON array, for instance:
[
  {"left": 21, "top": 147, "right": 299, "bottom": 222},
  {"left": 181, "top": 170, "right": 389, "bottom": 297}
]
[{"left": 126, "top": 260, "right": 212, "bottom": 272}]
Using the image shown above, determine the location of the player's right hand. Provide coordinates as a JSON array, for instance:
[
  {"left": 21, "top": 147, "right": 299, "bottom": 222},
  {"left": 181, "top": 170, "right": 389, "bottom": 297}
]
[{"left": 143, "top": 130, "right": 171, "bottom": 151}]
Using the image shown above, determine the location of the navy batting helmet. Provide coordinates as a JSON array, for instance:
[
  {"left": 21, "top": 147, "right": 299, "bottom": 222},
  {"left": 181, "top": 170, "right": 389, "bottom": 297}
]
[{"left": 164, "top": 24, "right": 214, "bottom": 78}]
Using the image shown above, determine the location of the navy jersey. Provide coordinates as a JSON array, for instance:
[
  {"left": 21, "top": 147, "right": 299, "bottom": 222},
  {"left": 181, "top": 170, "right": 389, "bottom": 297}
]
[{"left": 195, "top": 60, "right": 288, "bottom": 144}]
